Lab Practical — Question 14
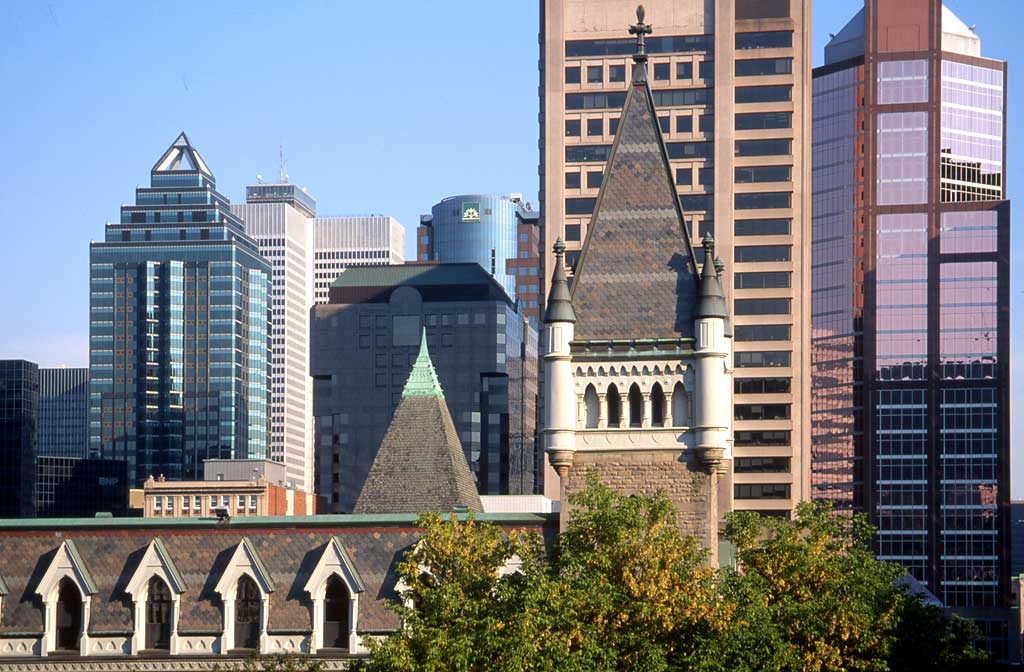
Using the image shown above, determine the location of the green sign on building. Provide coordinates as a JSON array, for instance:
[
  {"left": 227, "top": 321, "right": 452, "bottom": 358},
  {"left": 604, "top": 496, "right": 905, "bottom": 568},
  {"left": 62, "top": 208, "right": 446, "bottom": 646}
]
[{"left": 461, "top": 202, "right": 480, "bottom": 222}]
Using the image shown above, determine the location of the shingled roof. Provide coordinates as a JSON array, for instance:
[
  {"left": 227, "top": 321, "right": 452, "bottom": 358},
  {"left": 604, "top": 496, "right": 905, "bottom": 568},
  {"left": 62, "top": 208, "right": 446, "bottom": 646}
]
[
  {"left": 353, "top": 331, "right": 483, "bottom": 515},
  {"left": 567, "top": 23, "right": 701, "bottom": 342}
]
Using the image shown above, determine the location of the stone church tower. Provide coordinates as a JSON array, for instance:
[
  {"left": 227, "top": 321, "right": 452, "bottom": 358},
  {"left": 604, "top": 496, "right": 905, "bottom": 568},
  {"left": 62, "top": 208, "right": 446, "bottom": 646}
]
[{"left": 543, "top": 8, "right": 733, "bottom": 559}]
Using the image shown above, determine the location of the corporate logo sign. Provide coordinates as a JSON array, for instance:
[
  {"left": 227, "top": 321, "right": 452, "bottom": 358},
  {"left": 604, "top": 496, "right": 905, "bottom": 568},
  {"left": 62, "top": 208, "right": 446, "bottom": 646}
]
[{"left": 461, "top": 202, "right": 481, "bottom": 222}]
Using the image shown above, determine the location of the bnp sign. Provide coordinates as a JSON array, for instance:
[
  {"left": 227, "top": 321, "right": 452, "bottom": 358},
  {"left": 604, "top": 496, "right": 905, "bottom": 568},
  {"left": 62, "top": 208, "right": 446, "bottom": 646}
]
[{"left": 461, "top": 202, "right": 481, "bottom": 223}]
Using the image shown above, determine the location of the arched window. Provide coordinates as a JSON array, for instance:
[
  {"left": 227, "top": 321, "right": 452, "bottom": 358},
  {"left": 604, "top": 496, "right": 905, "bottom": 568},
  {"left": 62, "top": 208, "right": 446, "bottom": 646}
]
[
  {"left": 672, "top": 382, "right": 689, "bottom": 427},
  {"left": 628, "top": 384, "right": 643, "bottom": 427},
  {"left": 651, "top": 384, "right": 665, "bottom": 427},
  {"left": 56, "top": 579, "right": 82, "bottom": 652},
  {"left": 606, "top": 385, "right": 621, "bottom": 428},
  {"left": 234, "top": 575, "right": 261, "bottom": 650},
  {"left": 145, "top": 576, "right": 172, "bottom": 650},
  {"left": 584, "top": 385, "right": 599, "bottom": 428},
  {"left": 323, "top": 575, "right": 350, "bottom": 649}
]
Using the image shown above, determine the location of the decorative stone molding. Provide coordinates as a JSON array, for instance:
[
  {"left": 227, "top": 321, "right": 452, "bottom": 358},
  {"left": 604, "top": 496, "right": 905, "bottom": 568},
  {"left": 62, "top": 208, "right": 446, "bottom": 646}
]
[
  {"left": 35, "top": 540, "right": 97, "bottom": 657},
  {"left": 0, "top": 639, "right": 41, "bottom": 657},
  {"left": 213, "top": 539, "right": 274, "bottom": 655},
  {"left": 303, "top": 538, "right": 365, "bottom": 654}
]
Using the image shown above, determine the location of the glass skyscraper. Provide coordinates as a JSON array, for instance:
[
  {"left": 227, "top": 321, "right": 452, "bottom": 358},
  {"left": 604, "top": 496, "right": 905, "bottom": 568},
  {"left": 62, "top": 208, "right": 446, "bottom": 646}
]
[
  {"left": 0, "top": 360, "right": 38, "bottom": 518},
  {"left": 811, "top": 1, "right": 1011, "bottom": 655},
  {"left": 38, "top": 367, "right": 89, "bottom": 458},
  {"left": 89, "top": 133, "right": 271, "bottom": 486}
]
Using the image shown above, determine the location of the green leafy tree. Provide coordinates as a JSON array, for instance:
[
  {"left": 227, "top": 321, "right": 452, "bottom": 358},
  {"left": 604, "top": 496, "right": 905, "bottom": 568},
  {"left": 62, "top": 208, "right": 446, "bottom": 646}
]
[
  {"left": 720, "top": 502, "right": 907, "bottom": 672},
  {"left": 887, "top": 595, "right": 990, "bottom": 671}
]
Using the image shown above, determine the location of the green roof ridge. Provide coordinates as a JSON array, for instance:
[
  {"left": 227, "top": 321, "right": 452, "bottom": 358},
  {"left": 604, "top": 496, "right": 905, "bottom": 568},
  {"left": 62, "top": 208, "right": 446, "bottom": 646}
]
[{"left": 402, "top": 329, "right": 444, "bottom": 399}]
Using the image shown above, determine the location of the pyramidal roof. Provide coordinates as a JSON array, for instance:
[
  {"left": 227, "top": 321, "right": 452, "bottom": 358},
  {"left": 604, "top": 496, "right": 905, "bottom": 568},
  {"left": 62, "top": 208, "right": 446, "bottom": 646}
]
[
  {"left": 152, "top": 132, "right": 213, "bottom": 176},
  {"left": 567, "top": 15, "right": 700, "bottom": 342},
  {"left": 353, "top": 331, "right": 482, "bottom": 515}
]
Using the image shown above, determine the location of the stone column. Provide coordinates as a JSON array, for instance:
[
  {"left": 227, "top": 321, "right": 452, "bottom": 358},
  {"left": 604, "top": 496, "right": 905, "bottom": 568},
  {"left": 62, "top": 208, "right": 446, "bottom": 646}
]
[
  {"left": 642, "top": 393, "right": 652, "bottom": 428},
  {"left": 597, "top": 394, "right": 607, "bottom": 429}
]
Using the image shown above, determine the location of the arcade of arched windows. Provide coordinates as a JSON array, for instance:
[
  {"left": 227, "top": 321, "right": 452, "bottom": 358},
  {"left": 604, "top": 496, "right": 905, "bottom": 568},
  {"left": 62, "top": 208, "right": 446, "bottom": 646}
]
[{"left": 573, "top": 364, "right": 692, "bottom": 430}]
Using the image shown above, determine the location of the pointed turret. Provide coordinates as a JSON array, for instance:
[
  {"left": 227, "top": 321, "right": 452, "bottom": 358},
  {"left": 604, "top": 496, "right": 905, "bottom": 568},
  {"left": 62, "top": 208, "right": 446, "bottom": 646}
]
[
  {"left": 151, "top": 131, "right": 213, "bottom": 177},
  {"left": 543, "top": 238, "right": 576, "bottom": 324},
  {"left": 695, "top": 233, "right": 728, "bottom": 320},
  {"left": 354, "top": 330, "right": 482, "bottom": 514}
]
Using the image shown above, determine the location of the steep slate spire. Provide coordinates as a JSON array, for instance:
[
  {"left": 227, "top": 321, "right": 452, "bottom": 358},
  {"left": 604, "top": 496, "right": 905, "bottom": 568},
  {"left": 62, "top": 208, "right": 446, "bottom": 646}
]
[
  {"left": 543, "top": 238, "right": 576, "bottom": 324},
  {"left": 696, "top": 233, "right": 728, "bottom": 319},
  {"left": 568, "top": 8, "right": 701, "bottom": 341},
  {"left": 353, "top": 330, "right": 483, "bottom": 514},
  {"left": 151, "top": 131, "right": 213, "bottom": 177},
  {"left": 402, "top": 329, "right": 445, "bottom": 398}
]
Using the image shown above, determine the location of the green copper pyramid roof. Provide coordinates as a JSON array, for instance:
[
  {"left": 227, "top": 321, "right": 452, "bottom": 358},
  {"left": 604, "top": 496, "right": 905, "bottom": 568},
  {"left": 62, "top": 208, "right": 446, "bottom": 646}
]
[{"left": 402, "top": 329, "right": 444, "bottom": 399}]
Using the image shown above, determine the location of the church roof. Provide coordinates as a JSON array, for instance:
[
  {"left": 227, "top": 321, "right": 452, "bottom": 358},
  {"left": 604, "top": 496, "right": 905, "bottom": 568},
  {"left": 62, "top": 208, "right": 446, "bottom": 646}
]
[
  {"left": 151, "top": 132, "right": 213, "bottom": 177},
  {"left": 567, "top": 21, "right": 701, "bottom": 342},
  {"left": 353, "top": 332, "right": 483, "bottom": 515}
]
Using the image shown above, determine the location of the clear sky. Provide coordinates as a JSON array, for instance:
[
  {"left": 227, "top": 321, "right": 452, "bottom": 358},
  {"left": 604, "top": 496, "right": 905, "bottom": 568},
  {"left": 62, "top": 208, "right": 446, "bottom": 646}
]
[{"left": 0, "top": 1, "right": 1020, "bottom": 489}]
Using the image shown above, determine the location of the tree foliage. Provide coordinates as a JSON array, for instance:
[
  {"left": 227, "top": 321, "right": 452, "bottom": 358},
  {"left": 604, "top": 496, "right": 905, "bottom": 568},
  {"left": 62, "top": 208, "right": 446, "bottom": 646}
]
[{"left": 355, "top": 480, "right": 988, "bottom": 672}]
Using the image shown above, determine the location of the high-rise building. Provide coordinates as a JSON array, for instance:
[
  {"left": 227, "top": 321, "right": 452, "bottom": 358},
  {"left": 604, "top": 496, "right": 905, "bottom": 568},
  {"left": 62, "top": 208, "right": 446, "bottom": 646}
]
[
  {"left": 89, "top": 133, "right": 271, "bottom": 486},
  {"left": 417, "top": 194, "right": 542, "bottom": 322},
  {"left": 310, "top": 263, "right": 539, "bottom": 513},
  {"left": 811, "top": 1, "right": 1011, "bottom": 655},
  {"left": 540, "top": 0, "right": 813, "bottom": 515},
  {"left": 35, "top": 457, "right": 127, "bottom": 518},
  {"left": 233, "top": 184, "right": 316, "bottom": 492},
  {"left": 312, "top": 216, "right": 405, "bottom": 304},
  {"left": 38, "top": 367, "right": 89, "bottom": 458},
  {"left": 0, "top": 359, "right": 38, "bottom": 517}
]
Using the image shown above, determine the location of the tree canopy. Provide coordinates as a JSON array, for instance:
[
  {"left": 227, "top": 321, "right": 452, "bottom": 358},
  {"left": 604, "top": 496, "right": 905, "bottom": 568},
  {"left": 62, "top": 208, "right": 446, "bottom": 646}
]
[{"left": 353, "top": 477, "right": 988, "bottom": 672}]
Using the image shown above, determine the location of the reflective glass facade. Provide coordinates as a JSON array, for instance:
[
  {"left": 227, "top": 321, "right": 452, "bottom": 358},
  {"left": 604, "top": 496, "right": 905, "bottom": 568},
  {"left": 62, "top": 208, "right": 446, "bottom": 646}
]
[
  {"left": 89, "top": 135, "right": 271, "bottom": 486},
  {"left": 812, "top": 3, "right": 1011, "bottom": 647},
  {"left": 0, "top": 360, "right": 38, "bottom": 517},
  {"left": 38, "top": 367, "right": 89, "bottom": 458}
]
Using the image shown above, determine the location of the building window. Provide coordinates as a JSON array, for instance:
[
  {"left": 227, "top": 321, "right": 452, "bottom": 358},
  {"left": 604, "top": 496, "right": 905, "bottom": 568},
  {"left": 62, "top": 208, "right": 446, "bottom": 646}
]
[
  {"left": 222, "top": 495, "right": 230, "bottom": 508},
  {"left": 735, "top": 58, "right": 793, "bottom": 77},
  {"left": 234, "top": 575, "right": 261, "bottom": 650},
  {"left": 565, "top": 172, "right": 581, "bottom": 189},
  {"left": 609, "top": 64, "right": 626, "bottom": 82},
  {"left": 565, "top": 224, "right": 582, "bottom": 242},
  {"left": 587, "top": 171, "right": 603, "bottom": 189},
  {"left": 565, "top": 66, "right": 581, "bottom": 84},
  {"left": 734, "top": 218, "right": 791, "bottom": 236},
  {"left": 734, "top": 298, "right": 791, "bottom": 315},
  {"left": 734, "top": 457, "right": 791, "bottom": 473},
  {"left": 587, "top": 65, "right": 602, "bottom": 83},
  {"left": 735, "top": 430, "right": 790, "bottom": 446},
  {"left": 153, "top": 496, "right": 162, "bottom": 511},
  {"left": 237, "top": 496, "right": 245, "bottom": 510},
  {"left": 735, "top": 483, "right": 791, "bottom": 499},
  {"left": 734, "top": 245, "right": 791, "bottom": 263},
  {"left": 699, "top": 60, "right": 714, "bottom": 80},
  {"left": 735, "top": 351, "right": 791, "bottom": 368},
  {"left": 606, "top": 384, "right": 622, "bottom": 428},
  {"left": 194, "top": 495, "right": 201, "bottom": 510},
  {"left": 676, "top": 115, "right": 693, "bottom": 133},
  {"left": 735, "top": 403, "right": 791, "bottom": 421},
  {"left": 145, "top": 577, "right": 172, "bottom": 650},
  {"left": 55, "top": 579, "right": 83, "bottom": 652},
  {"left": 676, "top": 62, "right": 693, "bottom": 79},
  {"left": 608, "top": 118, "right": 619, "bottom": 136},
  {"left": 628, "top": 384, "right": 643, "bottom": 427},
  {"left": 586, "top": 118, "right": 603, "bottom": 137},
  {"left": 658, "top": 116, "right": 670, "bottom": 133},
  {"left": 734, "top": 377, "right": 791, "bottom": 394},
  {"left": 671, "top": 381, "right": 689, "bottom": 427},
  {"left": 735, "top": 139, "right": 792, "bottom": 157},
  {"left": 735, "top": 165, "right": 792, "bottom": 183},
  {"left": 210, "top": 495, "right": 218, "bottom": 509},
  {"left": 734, "top": 271, "right": 791, "bottom": 289},
  {"left": 651, "top": 383, "right": 665, "bottom": 426},
  {"left": 565, "top": 198, "right": 597, "bottom": 216},
  {"left": 736, "top": 31, "right": 793, "bottom": 50},
  {"left": 249, "top": 495, "right": 257, "bottom": 511},
  {"left": 735, "top": 111, "right": 792, "bottom": 130},
  {"left": 735, "top": 85, "right": 792, "bottom": 103},
  {"left": 565, "top": 119, "right": 581, "bottom": 137},
  {"left": 324, "top": 575, "right": 350, "bottom": 649},
  {"left": 653, "top": 62, "right": 670, "bottom": 80},
  {"left": 676, "top": 167, "right": 693, "bottom": 186},
  {"left": 735, "top": 192, "right": 791, "bottom": 210}
]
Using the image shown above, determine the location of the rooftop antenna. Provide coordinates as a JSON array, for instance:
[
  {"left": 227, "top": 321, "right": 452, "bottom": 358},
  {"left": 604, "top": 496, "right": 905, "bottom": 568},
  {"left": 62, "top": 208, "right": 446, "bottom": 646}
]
[{"left": 279, "top": 144, "right": 287, "bottom": 183}]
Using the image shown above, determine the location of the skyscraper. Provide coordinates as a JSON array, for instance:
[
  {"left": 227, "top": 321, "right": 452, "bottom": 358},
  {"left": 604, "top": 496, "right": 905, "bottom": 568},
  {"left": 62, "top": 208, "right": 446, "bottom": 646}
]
[
  {"left": 540, "top": 0, "right": 813, "bottom": 515},
  {"left": 310, "top": 264, "right": 538, "bottom": 513},
  {"left": 233, "top": 184, "right": 316, "bottom": 492},
  {"left": 89, "top": 133, "right": 271, "bottom": 486},
  {"left": 811, "top": 1, "right": 1011, "bottom": 654},
  {"left": 38, "top": 367, "right": 89, "bottom": 458},
  {"left": 233, "top": 182, "right": 405, "bottom": 493},
  {"left": 417, "top": 194, "right": 541, "bottom": 322},
  {"left": 0, "top": 360, "right": 38, "bottom": 518}
]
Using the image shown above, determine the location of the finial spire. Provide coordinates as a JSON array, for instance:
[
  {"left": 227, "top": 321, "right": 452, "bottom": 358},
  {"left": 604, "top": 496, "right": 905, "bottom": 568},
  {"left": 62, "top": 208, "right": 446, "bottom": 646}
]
[
  {"left": 629, "top": 5, "right": 652, "bottom": 60},
  {"left": 402, "top": 329, "right": 445, "bottom": 398}
]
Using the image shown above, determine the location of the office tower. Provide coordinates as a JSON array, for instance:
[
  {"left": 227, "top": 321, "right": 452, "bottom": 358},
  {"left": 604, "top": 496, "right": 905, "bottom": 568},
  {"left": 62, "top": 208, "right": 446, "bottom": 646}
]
[
  {"left": 540, "top": 0, "right": 812, "bottom": 515},
  {"left": 417, "top": 194, "right": 542, "bottom": 322},
  {"left": 312, "top": 216, "right": 405, "bottom": 304},
  {"left": 233, "top": 184, "right": 316, "bottom": 493},
  {"left": 0, "top": 360, "right": 38, "bottom": 517},
  {"left": 38, "top": 367, "right": 89, "bottom": 458},
  {"left": 811, "top": 1, "right": 1011, "bottom": 654},
  {"left": 35, "top": 457, "right": 127, "bottom": 517},
  {"left": 89, "top": 132, "right": 271, "bottom": 486},
  {"left": 310, "top": 264, "right": 538, "bottom": 513}
]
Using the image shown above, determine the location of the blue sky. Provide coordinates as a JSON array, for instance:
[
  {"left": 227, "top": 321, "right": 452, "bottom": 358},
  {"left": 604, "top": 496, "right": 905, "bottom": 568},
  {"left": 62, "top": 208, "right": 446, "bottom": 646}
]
[{"left": 0, "top": 1, "right": 1020, "bottom": 490}]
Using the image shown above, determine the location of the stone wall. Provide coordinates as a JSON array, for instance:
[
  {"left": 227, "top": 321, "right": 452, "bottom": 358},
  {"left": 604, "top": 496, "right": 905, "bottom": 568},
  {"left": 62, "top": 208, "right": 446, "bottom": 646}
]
[{"left": 563, "top": 449, "right": 715, "bottom": 549}]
